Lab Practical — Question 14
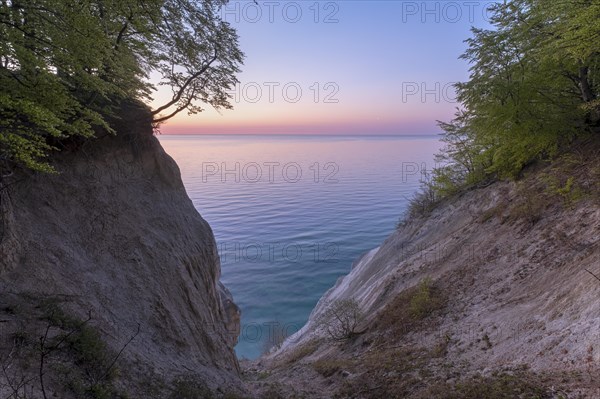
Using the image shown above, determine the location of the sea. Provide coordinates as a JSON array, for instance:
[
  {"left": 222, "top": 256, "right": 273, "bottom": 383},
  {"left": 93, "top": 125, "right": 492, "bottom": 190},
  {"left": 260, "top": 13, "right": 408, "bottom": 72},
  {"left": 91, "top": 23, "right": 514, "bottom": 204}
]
[{"left": 158, "top": 134, "right": 442, "bottom": 359}]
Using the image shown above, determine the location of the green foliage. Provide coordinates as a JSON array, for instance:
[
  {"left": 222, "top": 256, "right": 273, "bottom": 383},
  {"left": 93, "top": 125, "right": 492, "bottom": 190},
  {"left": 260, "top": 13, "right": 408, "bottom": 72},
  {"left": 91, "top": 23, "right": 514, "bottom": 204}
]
[
  {"left": 66, "top": 325, "right": 116, "bottom": 381},
  {"left": 409, "top": 277, "right": 438, "bottom": 319},
  {"left": 432, "top": 0, "right": 600, "bottom": 197},
  {"left": 401, "top": 169, "right": 446, "bottom": 223},
  {"left": 0, "top": 0, "right": 243, "bottom": 172},
  {"left": 48, "top": 314, "right": 122, "bottom": 398},
  {"left": 436, "top": 110, "right": 490, "bottom": 188},
  {"left": 373, "top": 277, "right": 446, "bottom": 338},
  {"left": 544, "top": 175, "right": 583, "bottom": 208},
  {"left": 508, "top": 183, "right": 548, "bottom": 226},
  {"left": 404, "top": 183, "right": 438, "bottom": 221}
]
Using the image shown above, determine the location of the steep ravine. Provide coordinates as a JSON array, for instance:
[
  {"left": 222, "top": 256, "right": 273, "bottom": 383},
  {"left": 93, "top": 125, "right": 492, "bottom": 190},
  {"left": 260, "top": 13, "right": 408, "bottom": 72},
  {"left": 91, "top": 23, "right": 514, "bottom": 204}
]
[
  {"left": 2, "top": 104, "right": 599, "bottom": 398},
  {"left": 247, "top": 150, "right": 600, "bottom": 398},
  {"left": 0, "top": 104, "right": 244, "bottom": 398}
]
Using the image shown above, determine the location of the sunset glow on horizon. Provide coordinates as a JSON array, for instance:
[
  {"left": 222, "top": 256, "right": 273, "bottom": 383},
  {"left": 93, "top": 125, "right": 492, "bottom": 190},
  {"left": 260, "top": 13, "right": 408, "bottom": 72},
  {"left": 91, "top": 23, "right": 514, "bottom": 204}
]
[{"left": 151, "top": 1, "right": 494, "bottom": 135}]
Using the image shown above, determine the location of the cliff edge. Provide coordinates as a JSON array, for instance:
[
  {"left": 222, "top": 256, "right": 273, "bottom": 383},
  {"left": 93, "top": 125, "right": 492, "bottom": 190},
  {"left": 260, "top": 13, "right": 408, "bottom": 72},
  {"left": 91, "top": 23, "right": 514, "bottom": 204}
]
[{"left": 0, "top": 103, "right": 243, "bottom": 398}]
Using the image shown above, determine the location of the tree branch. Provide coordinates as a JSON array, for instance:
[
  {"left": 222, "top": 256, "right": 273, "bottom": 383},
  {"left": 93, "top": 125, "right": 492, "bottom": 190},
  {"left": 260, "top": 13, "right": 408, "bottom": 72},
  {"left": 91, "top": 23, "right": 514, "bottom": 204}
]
[
  {"left": 152, "top": 86, "right": 198, "bottom": 123},
  {"left": 151, "top": 48, "right": 218, "bottom": 117},
  {"left": 94, "top": 323, "right": 140, "bottom": 385}
]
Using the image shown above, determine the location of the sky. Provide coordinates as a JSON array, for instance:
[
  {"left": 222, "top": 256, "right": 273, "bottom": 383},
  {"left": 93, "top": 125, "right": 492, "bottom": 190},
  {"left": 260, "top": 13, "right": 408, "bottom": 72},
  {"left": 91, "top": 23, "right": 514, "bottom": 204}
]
[{"left": 153, "top": 0, "right": 496, "bottom": 135}]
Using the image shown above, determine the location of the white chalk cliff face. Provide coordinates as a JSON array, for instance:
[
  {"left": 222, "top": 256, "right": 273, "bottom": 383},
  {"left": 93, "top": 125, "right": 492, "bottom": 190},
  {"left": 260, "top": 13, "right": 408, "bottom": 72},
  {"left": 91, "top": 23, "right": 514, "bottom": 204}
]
[
  {"left": 262, "top": 165, "right": 600, "bottom": 398},
  {"left": 0, "top": 103, "right": 243, "bottom": 397}
]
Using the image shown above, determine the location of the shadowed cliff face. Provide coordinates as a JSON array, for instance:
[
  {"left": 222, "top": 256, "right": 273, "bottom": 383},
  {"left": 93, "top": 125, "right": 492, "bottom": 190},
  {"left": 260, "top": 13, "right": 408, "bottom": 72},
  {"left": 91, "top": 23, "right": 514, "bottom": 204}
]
[{"left": 0, "top": 103, "right": 243, "bottom": 397}]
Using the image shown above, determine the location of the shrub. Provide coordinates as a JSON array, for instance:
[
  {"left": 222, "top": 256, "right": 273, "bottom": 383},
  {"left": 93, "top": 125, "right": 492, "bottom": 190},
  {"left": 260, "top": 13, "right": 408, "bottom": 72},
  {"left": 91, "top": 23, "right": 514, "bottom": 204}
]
[
  {"left": 316, "top": 299, "right": 363, "bottom": 341},
  {"left": 374, "top": 277, "right": 446, "bottom": 338},
  {"left": 409, "top": 278, "right": 440, "bottom": 319},
  {"left": 284, "top": 340, "right": 320, "bottom": 365},
  {"left": 545, "top": 176, "right": 583, "bottom": 208}
]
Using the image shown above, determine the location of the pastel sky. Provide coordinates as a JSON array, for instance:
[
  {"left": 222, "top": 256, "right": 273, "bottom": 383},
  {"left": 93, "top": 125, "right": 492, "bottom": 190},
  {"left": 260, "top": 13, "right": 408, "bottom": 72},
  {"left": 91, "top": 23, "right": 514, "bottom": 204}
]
[{"left": 152, "top": 1, "right": 495, "bottom": 135}]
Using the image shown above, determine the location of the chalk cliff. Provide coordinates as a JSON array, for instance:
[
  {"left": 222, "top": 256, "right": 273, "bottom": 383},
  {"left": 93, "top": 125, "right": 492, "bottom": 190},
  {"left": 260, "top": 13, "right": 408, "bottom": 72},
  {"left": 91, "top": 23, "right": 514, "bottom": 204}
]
[
  {"left": 249, "top": 147, "right": 600, "bottom": 398},
  {"left": 0, "top": 103, "right": 243, "bottom": 398}
]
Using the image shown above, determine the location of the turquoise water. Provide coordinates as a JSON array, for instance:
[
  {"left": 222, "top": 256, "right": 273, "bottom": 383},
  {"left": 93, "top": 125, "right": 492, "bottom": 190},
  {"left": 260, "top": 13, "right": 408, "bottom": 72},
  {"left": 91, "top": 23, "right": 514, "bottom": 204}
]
[{"left": 159, "top": 135, "right": 442, "bottom": 359}]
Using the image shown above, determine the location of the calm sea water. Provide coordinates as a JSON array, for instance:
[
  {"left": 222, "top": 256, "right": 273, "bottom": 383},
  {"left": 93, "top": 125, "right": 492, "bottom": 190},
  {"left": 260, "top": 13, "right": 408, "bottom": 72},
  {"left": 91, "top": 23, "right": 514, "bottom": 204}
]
[{"left": 159, "top": 135, "right": 442, "bottom": 359}]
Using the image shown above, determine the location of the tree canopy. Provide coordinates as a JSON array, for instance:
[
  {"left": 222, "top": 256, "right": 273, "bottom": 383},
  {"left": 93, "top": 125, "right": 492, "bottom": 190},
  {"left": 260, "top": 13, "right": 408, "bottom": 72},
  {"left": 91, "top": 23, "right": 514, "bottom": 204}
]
[
  {"left": 435, "top": 0, "right": 600, "bottom": 191},
  {"left": 0, "top": 0, "right": 243, "bottom": 172}
]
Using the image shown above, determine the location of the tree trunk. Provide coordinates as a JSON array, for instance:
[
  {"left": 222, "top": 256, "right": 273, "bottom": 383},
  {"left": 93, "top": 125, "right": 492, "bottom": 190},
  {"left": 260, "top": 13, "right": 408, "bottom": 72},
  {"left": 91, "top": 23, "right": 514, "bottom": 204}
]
[
  {"left": 579, "top": 66, "right": 600, "bottom": 126},
  {"left": 579, "top": 66, "right": 595, "bottom": 103}
]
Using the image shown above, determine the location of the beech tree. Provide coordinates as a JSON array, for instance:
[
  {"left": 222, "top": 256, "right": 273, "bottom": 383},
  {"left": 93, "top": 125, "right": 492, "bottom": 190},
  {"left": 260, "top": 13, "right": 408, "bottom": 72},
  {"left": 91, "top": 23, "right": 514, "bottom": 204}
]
[
  {"left": 434, "top": 0, "right": 600, "bottom": 189},
  {"left": 149, "top": 0, "right": 242, "bottom": 123},
  {"left": 539, "top": 0, "right": 600, "bottom": 120},
  {"left": 0, "top": 0, "right": 243, "bottom": 172}
]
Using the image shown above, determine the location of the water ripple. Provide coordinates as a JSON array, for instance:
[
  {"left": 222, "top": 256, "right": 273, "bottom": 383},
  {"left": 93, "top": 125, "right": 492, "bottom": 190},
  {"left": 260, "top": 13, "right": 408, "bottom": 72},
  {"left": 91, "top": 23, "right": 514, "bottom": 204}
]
[{"left": 159, "top": 135, "right": 441, "bottom": 359}]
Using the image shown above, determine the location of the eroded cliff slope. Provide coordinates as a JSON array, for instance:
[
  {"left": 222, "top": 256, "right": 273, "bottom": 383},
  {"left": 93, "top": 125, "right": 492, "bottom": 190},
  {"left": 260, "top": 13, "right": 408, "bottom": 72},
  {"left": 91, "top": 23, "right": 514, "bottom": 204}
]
[
  {"left": 248, "top": 144, "right": 600, "bottom": 399},
  {"left": 0, "top": 103, "right": 243, "bottom": 398}
]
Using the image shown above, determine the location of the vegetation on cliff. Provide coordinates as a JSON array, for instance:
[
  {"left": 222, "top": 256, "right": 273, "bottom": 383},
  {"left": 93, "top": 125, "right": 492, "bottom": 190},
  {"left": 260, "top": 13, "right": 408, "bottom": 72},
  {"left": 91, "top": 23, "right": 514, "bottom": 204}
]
[
  {"left": 424, "top": 0, "right": 600, "bottom": 206},
  {"left": 0, "top": 0, "right": 242, "bottom": 173}
]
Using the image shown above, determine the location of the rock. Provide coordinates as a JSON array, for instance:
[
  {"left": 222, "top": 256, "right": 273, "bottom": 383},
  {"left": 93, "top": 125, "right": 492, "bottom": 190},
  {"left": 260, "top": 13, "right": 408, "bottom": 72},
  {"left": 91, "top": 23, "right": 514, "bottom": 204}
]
[
  {"left": 219, "top": 281, "right": 242, "bottom": 346},
  {"left": 0, "top": 102, "right": 244, "bottom": 397}
]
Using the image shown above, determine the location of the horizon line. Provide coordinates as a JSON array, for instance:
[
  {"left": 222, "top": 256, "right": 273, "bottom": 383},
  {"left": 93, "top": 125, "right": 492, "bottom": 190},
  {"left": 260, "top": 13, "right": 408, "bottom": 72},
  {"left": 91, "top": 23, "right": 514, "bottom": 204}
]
[{"left": 156, "top": 133, "right": 442, "bottom": 137}]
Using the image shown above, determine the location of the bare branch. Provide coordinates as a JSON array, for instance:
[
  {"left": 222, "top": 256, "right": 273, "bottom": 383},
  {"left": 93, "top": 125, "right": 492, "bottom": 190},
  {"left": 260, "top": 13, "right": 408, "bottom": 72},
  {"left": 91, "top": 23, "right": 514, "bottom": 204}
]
[{"left": 93, "top": 323, "right": 140, "bottom": 385}]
